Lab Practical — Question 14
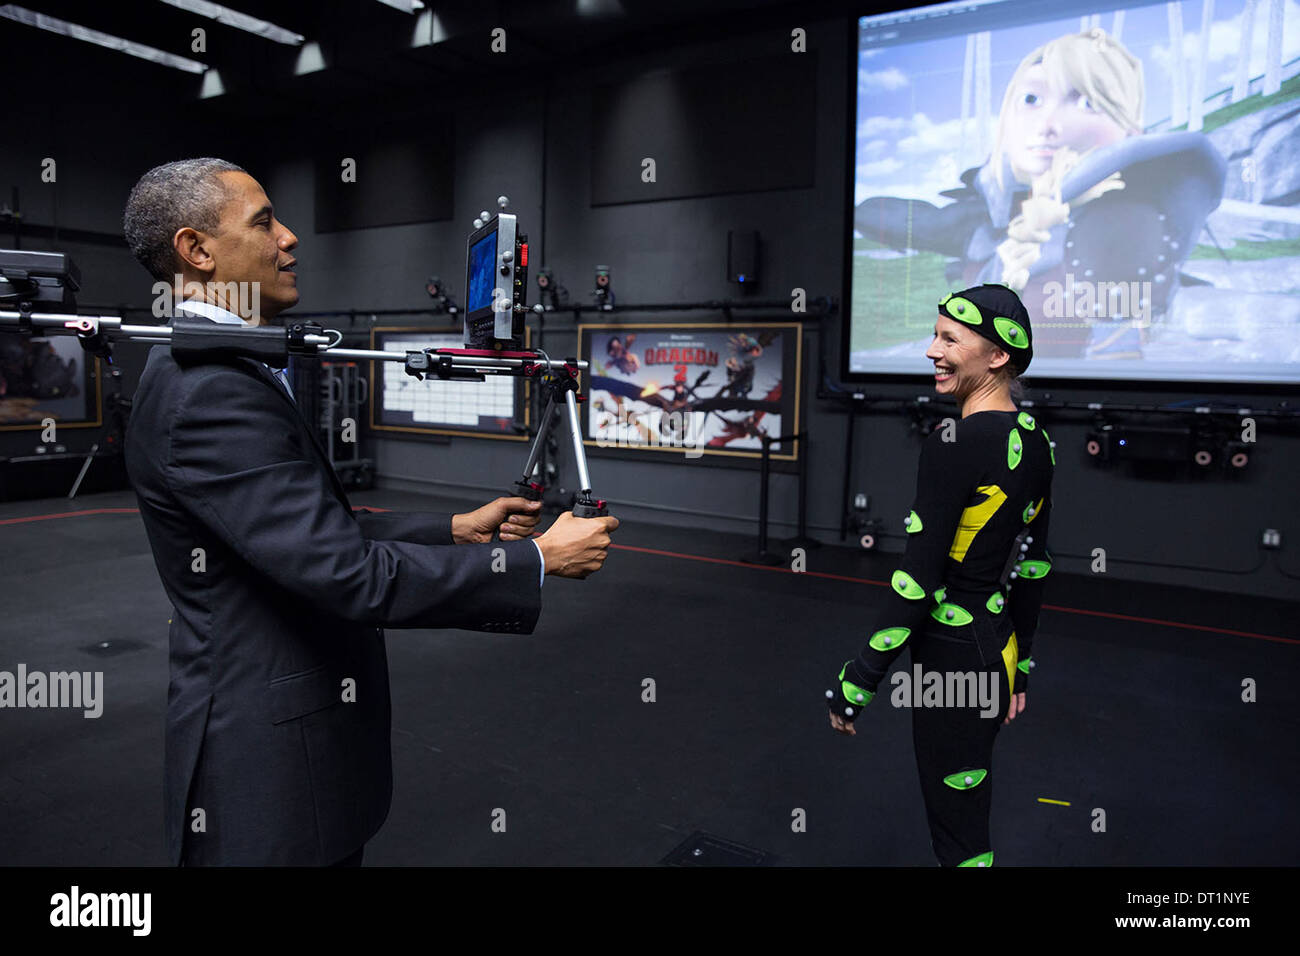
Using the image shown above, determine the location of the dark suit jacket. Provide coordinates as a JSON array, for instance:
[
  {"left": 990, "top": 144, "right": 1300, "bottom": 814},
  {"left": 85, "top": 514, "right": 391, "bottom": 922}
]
[{"left": 125, "top": 329, "right": 541, "bottom": 865}]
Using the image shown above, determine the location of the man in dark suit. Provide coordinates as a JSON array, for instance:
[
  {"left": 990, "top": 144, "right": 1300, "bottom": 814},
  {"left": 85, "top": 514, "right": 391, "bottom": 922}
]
[{"left": 122, "top": 158, "right": 618, "bottom": 866}]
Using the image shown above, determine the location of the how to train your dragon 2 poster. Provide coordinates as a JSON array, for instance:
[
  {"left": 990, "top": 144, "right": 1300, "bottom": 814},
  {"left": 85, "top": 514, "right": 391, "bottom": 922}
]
[{"left": 578, "top": 323, "right": 801, "bottom": 463}]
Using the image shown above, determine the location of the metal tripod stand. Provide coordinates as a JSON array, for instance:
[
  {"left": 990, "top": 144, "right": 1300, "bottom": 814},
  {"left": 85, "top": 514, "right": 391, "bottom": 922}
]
[{"left": 511, "top": 356, "right": 607, "bottom": 518}]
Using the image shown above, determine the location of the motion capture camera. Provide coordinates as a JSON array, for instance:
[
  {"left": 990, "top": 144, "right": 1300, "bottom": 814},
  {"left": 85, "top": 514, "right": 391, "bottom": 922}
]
[
  {"left": 0, "top": 250, "right": 80, "bottom": 311},
  {"left": 535, "top": 267, "right": 569, "bottom": 311},
  {"left": 593, "top": 264, "right": 613, "bottom": 309},
  {"left": 464, "top": 196, "right": 530, "bottom": 350},
  {"left": 424, "top": 275, "right": 459, "bottom": 316}
]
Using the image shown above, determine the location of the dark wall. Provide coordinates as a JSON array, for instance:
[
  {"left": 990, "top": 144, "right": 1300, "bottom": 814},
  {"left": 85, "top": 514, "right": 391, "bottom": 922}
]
[
  {"left": 4, "top": 15, "right": 1296, "bottom": 601},
  {"left": 345, "top": 19, "right": 1300, "bottom": 603}
]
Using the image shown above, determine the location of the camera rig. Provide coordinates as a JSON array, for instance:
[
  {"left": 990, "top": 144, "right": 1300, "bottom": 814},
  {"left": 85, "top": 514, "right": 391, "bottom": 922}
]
[{"left": 0, "top": 196, "right": 609, "bottom": 519}]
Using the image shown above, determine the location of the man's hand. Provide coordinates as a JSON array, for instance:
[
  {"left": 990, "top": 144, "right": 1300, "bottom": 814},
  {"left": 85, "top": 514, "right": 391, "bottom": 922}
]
[
  {"left": 535, "top": 511, "right": 620, "bottom": 578},
  {"left": 451, "top": 497, "right": 542, "bottom": 544}
]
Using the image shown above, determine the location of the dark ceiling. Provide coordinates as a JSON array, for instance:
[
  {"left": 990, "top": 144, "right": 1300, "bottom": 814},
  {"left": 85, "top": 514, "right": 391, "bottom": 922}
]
[{"left": 4, "top": 0, "right": 927, "bottom": 119}]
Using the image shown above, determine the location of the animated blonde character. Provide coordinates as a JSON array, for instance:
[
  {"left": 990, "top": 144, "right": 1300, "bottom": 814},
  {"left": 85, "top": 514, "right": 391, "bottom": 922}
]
[
  {"left": 855, "top": 28, "right": 1225, "bottom": 360},
  {"left": 991, "top": 30, "right": 1142, "bottom": 291}
]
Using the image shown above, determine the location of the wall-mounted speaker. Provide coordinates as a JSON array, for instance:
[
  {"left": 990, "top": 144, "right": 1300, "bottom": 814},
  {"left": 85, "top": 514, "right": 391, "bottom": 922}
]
[{"left": 728, "top": 229, "right": 759, "bottom": 286}]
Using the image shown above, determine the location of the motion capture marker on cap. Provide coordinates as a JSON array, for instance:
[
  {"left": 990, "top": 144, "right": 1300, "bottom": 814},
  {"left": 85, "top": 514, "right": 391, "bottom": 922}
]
[
  {"left": 939, "top": 284, "right": 1033, "bottom": 374},
  {"left": 995, "top": 315, "right": 1028, "bottom": 351},
  {"left": 942, "top": 295, "right": 983, "bottom": 326},
  {"left": 855, "top": 692, "right": 865, "bottom": 702},
  {"left": 845, "top": 707, "right": 854, "bottom": 717},
  {"left": 825, "top": 690, "right": 833, "bottom": 699}
]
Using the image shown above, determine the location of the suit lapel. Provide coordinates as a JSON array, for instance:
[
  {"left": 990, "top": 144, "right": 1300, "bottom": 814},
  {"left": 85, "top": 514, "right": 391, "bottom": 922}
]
[
  {"left": 172, "top": 310, "right": 353, "bottom": 509},
  {"left": 238, "top": 358, "right": 352, "bottom": 508}
]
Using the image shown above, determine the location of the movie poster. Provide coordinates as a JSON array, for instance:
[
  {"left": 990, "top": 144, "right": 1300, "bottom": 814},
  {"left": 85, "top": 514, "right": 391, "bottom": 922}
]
[{"left": 579, "top": 323, "right": 801, "bottom": 461}]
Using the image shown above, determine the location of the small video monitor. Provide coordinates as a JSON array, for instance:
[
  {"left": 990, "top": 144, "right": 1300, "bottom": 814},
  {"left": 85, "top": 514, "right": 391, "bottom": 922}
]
[
  {"left": 0, "top": 250, "right": 81, "bottom": 309},
  {"left": 463, "top": 212, "right": 528, "bottom": 350}
]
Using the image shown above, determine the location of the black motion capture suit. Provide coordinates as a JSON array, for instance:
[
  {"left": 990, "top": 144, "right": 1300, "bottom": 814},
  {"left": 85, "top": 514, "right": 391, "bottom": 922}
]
[{"left": 830, "top": 284, "right": 1054, "bottom": 867}]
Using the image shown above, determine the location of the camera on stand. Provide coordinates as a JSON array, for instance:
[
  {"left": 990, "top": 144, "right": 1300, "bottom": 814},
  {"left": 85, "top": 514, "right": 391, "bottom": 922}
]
[
  {"left": 464, "top": 197, "right": 529, "bottom": 350},
  {"left": 0, "top": 206, "right": 611, "bottom": 521},
  {"left": 424, "top": 275, "right": 459, "bottom": 316}
]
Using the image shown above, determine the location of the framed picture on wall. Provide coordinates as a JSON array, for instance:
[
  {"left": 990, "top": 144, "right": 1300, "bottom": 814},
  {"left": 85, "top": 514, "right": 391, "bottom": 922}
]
[
  {"left": 367, "top": 326, "right": 530, "bottom": 441},
  {"left": 0, "top": 335, "right": 101, "bottom": 431},
  {"left": 577, "top": 322, "right": 802, "bottom": 465}
]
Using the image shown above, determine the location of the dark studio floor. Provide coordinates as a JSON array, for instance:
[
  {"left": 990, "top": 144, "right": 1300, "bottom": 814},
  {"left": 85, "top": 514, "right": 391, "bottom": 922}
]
[{"left": 0, "top": 486, "right": 1295, "bottom": 867}]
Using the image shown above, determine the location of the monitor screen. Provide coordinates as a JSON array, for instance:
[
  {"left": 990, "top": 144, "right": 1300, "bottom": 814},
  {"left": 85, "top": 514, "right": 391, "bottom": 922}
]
[
  {"left": 0, "top": 335, "right": 99, "bottom": 429},
  {"left": 467, "top": 230, "right": 497, "bottom": 315},
  {"left": 846, "top": 0, "right": 1300, "bottom": 387}
]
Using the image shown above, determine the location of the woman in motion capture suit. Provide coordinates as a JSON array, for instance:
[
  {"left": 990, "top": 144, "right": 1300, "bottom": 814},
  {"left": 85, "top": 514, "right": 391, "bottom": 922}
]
[{"left": 827, "top": 283, "right": 1055, "bottom": 867}]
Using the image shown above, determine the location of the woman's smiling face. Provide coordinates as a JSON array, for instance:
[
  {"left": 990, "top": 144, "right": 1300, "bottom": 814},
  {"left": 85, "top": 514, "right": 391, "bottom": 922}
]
[{"left": 926, "top": 314, "right": 1009, "bottom": 397}]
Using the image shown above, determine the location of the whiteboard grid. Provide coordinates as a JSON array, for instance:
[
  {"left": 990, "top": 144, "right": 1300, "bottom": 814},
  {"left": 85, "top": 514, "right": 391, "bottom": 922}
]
[{"left": 381, "top": 334, "right": 515, "bottom": 428}]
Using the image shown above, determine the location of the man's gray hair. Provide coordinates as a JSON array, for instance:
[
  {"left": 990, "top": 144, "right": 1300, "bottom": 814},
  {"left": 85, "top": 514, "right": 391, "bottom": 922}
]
[{"left": 123, "top": 158, "right": 246, "bottom": 282}]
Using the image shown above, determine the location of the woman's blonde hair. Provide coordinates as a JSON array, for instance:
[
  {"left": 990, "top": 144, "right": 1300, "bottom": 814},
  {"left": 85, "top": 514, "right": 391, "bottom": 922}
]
[
  {"left": 1005, "top": 368, "right": 1027, "bottom": 404},
  {"left": 984, "top": 339, "right": 1027, "bottom": 403},
  {"left": 992, "top": 28, "right": 1145, "bottom": 188}
]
